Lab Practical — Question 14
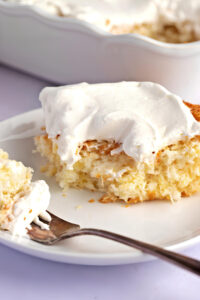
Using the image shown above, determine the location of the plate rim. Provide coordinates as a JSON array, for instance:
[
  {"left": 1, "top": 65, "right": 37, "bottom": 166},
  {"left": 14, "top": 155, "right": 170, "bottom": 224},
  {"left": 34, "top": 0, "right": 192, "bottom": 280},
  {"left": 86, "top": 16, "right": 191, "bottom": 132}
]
[
  {"left": 0, "top": 230, "right": 200, "bottom": 265},
  {"left": 0, "top": 109, "right": 200, "bottom": 265}
]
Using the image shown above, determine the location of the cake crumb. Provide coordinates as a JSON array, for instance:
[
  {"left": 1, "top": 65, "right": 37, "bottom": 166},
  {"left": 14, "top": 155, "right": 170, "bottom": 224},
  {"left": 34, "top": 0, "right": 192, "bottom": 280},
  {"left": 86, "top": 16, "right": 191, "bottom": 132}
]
[
  {"left": 121, "top": 204, "right": 130, "bottom": 208},
  {"left": 40, "top": 165, "right": 47, "bottom": 173},
  {"left": 88, "top": 199, "right": 95, "bottom": 203},
  {"left": 75, "top": 205, "right": 82, "bottom": 210},
  {"left": 98, "top": 194, "right": 114, "bottom": 203},
  {"left": 105, "top": 19, "right": 111, "bottom": 26},
  {"left": 62, "top": 193, "right": 67, "bottom": 197}
]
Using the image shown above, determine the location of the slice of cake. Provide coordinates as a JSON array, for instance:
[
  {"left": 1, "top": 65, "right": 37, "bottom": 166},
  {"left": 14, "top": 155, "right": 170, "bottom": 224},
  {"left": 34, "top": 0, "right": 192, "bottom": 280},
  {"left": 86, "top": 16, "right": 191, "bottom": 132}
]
[
  {"left": 0, "top": 149, "right": 51, "bottom": 236},
  {"left": 35, "top": 81, "right": 200, "bottom": 203}
]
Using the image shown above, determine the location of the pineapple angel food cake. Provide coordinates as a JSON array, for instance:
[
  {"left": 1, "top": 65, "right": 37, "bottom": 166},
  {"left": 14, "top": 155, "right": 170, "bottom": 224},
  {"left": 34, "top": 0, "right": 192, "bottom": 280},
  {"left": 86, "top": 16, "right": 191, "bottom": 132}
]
[
  {"left": 4, "top": 0, "right": 200, "bottom": 43},
  {"left": 0, "top": 149, "right": 51, "bottom": 236},
  {"left": 35, "top": 81, "right": 200, "bottom": 204}
]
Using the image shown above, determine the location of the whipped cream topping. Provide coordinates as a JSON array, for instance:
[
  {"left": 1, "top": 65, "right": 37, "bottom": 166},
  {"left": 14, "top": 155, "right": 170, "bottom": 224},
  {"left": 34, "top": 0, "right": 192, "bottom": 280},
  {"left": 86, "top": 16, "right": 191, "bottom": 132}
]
[
  {"left": 2, "top": 180, "right": 51, "bottom": 236},
  {"left": 154, "top": 0, "right": 200, "bottom": 36},
  {"left": 5, "top": 0, "right": 200, "bottom": 34},
  {"left": 5, "top": 0, "right": 156, "bottom": 29},
  {"left": 40, "top": 81, "right": 200, "bottom": 169},
  {"left": 155, "top": 0, "right": 200, "bottom": 23}
]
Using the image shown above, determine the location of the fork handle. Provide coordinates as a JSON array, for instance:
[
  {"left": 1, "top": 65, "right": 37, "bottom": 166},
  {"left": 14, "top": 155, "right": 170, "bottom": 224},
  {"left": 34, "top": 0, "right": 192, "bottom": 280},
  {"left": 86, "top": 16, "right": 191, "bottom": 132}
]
[{"left": 68, "top": 228, "right": 200, "bottom": 276}]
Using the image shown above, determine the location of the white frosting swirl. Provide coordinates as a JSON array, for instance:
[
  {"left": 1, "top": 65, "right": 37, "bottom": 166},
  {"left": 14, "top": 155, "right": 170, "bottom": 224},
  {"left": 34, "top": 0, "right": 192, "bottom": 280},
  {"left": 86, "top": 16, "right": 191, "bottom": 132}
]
[{"left": 40, "top": 81, "right": 200, "bottom": 169}]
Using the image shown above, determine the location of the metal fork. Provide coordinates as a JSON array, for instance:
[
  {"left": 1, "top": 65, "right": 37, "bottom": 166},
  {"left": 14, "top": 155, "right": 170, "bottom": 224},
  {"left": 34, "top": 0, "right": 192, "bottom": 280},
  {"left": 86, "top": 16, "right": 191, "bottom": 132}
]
[{"left": 28, "top": 212, "right": 200, "bottom": 276}]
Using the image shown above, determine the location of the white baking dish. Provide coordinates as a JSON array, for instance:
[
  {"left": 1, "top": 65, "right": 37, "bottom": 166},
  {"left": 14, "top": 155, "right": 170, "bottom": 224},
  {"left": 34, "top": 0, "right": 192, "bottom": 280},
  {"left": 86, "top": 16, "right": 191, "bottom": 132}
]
[{"left": 1, "top": 1, "right": 200, "bottom": 102}]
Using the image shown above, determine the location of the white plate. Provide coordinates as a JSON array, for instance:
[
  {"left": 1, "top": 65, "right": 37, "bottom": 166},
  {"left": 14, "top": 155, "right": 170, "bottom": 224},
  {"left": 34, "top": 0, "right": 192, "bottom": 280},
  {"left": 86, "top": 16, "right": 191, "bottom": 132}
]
[{"left": 0, "top": 109, "right": 200, "bottom": 265}]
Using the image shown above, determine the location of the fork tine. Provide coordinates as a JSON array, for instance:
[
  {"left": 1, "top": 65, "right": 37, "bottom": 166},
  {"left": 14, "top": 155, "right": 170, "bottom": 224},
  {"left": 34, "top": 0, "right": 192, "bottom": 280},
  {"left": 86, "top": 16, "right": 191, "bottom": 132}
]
[
  {"left": 28, "top": 211, "right": 81, "bottom": 244},
  {"left": 28, "top": 224, "right": 57, "bottom": 244}
]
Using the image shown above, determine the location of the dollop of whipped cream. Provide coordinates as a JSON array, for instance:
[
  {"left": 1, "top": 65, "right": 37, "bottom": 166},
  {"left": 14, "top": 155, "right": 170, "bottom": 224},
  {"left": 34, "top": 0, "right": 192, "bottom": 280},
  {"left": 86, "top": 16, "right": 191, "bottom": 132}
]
[
  {"left": 40, "top": 81, "right": 200, "bottom": 169},
  {"left": 2, "top": 180, "right": 51, "bottom": 236}
]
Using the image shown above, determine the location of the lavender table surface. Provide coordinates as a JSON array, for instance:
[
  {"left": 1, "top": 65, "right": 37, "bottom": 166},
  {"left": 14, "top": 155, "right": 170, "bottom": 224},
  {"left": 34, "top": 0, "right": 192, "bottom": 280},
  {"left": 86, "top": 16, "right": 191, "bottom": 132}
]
[{"left": 0, "top": 65, "right": 199, "bottom": 300}]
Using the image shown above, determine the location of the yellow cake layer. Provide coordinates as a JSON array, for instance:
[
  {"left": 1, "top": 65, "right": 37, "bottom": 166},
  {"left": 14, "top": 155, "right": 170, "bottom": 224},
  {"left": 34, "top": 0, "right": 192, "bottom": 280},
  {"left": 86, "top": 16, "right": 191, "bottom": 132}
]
[
  {"left": 0, "top": 149, "right": 32, "bottom": 225},
  {"left": 35, "top": 134, "right": 200, "bottom": 203}
]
